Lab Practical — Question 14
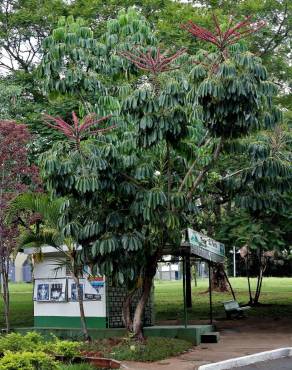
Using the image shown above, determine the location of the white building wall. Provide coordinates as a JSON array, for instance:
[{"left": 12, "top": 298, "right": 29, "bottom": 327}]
[
  {"left": 34, "top": 257, "right": 66, "bottom": 279},
  {"left": 33, "top": 255, "right": 106, "bottom": 318}
]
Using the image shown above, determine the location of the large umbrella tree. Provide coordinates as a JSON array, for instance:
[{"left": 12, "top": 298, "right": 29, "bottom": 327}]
[{"left": 37, "top": 10, "right": 281, "bottom": 339}]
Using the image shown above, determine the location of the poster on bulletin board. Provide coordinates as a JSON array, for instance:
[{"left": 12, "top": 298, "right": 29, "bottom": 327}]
[
  {"left": 68, "top": 278, "right": 103, "bottom": 301},
  {"left": 89, "top": 277, "right": 105, "bottom": 296},
  {"left": 70, "top": 282, "right": 84, "bottom": 301},
  {"left": 34, "top": 277, "right": 105, "bottom": 302},
  {"left": 36, "top": 283, "right": 49, "bottom": 301},
  {"left": 85, "top": 276, "right": 105, "bottom": 301},
  {"left": 50, "top": 282, "right": 66, "bottom": 302},
  {"left": 34, "top": 279, "right": 67, "bottom": 302}
]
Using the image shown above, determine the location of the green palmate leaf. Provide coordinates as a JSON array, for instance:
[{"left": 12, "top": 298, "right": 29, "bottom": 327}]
[
  {"left": 164, "top": 211, "right": 180, "bottom": 230},
  {"left": 190, "top": 65, "right": 208, "bottom": 80},
  {"left": 81, "top": 223, "right": 101, "bottom": 238},
  {"left": 134, "top": 164, "right": 154, "bottom": 180},
  {"left": 147, "top": 190, "right": 167, "bottom": 209},
  {"left": 170, "top": 193, "right": 186, "bottom": 208},
  {"left": 121, "top": 234, "right": 143, "bottom": 251},
  {"left": 92, "top": 236, "right": 120, "bottom": 255},
  {"left": 75, "top": 175, "right": 99, "bottom": 193}
]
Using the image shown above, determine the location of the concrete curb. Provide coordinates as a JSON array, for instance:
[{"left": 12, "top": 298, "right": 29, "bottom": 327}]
[{"left": 198, "top": 347, "right": 292, "bottom": 369}]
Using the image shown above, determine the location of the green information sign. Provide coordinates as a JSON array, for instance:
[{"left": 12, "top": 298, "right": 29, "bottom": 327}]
[{"left": 186, "top": 228, "right": 225, "bottom": 263}]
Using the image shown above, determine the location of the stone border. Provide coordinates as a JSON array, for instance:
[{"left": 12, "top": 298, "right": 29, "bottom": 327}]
[{"left": 198, "top": 347, "right": 292, "bottom": 369}]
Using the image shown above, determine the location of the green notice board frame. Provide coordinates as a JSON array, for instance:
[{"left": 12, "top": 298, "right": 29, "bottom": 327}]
[{"left": 184, "top": 228, "right": 225, "bottom": 263}]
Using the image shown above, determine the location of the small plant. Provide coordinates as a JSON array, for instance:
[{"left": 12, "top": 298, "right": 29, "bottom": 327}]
[
  {"left": 47, "top": 339, "right": 81, "bottom": 360},
  {"left": 0, "top": 332, "right": 82, "bottom": 361},
  {"left": 0, "top": 332, "right": 44, "bottom": 354},
  {"left": 0, "top": 350, "right": 58, "bottom": 370}
]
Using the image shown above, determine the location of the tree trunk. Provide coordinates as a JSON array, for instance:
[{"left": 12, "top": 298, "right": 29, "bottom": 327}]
[
  {"left": 253, "top": 247, "right": 262, "bottom": 305},
  {"left": 1, "top": 258, "right": 10, "bottom": 333},
  {"left": 72, "top": 274, "right": 90, "bottom": 341},
  {"left": 132, "top": 275, "right": 153, "bottom": 340},
  {"left": 122, "top": 288, "right": 137, "bottom": 331},
  {"left": 246, "top": 250, "right": 253, "bottom": 305},
  {"left": 254, "top": 261, "right": 266, "bottom": 305},
  {"left": 254, "top": 273, "right": 262, "bottom": 305},
  {"left": 222, "top": 267, "right": 236, "bottom": 301},
  {"left": 132, "top": 256, "right": 158, "bottom": 340},
  {"left": 3, "top": 271, "right": 10, "bottom": 333},
  {"left": 254, "top": 273, "right": 261, "bottom": 305},
  {"left": 211, "top": 263, "right": 229, "bottom": 292}
]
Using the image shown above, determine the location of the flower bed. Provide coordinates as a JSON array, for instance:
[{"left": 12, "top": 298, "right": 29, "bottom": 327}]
[{"left": 0, "top": 331, "right": 192, "bottom": 368}]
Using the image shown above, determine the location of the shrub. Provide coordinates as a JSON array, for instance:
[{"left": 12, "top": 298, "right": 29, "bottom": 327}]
[
  {"left": 0, "top": 332, "right": 81, "bottom": 360},
  {"left": 47, "top": 339, "right": 81, "bottom": 359},
  {"left": 0, "top": 351, "right": 58, "bottom": 370},
  {"left": 0, "top": 332, "right": 44, "bottom": 354}
]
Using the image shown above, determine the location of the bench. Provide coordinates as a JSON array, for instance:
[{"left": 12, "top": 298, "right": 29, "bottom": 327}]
[{"left": 223, "top": 300, "right": 251, "bottom": 319}]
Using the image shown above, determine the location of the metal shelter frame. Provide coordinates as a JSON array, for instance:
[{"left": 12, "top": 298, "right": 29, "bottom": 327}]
[{"left": 161, "top": 230, "right": 225, "bottom": 327}]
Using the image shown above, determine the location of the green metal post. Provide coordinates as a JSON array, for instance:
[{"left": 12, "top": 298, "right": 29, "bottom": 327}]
[
  {"left": 182, "top": 256, "right": 188, "bottom": 328},
  {"left": 208, "top": 262, "right": 213, "bottom": 325}
]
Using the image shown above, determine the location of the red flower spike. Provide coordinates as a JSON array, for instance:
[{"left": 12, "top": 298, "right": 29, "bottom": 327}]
[
  {"left": 44, "top": 111, "right": 114, "bottom": 148},
  {"left": 119, "top": 47, "right": 186, "bottom": 74},
  {"left": 181, "top": 15, "right": 265, "bottom": 51},
  {"left": 80, "top": 114, "right": 113, "bottom": 132}
]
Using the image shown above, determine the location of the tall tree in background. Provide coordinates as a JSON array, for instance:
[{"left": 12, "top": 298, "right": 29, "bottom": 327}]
[
  {"left": 0, "top": 121, "right": 39, "bottom": 332},
  {"left": 215, "top": 123, "right": 291, "bottom": 304},
  {"left": 0, "top": 0, "right": 67, "bottom": 72}
]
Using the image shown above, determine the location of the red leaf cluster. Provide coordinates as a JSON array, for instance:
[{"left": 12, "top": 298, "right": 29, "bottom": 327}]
[
  {"left": 0, "top": 120, "right": 41, "bottom": 256},
  {"left": 181, "top": 15, "right": 265, "bottom": 51},
  {"left": 119, "top": 47, "right": 186, "bottom": 74},
  {"left": 44, "top": 112, "right": 114, "bottom": 148}
]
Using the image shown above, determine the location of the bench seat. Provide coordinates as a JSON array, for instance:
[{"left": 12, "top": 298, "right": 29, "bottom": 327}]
[{"left": 223, "top": 300, "right": 251, "bottom": 319}]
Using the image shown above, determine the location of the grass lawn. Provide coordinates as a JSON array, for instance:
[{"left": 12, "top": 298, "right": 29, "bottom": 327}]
[
  {"left": 2, "top": 283, "right": 33, "bottom": 327},
  {"left": 1, "top": 277, "right": 292, "bottom": 328},
  {"left": 155, "top": 277, "right": 292, "bottom": 321}
]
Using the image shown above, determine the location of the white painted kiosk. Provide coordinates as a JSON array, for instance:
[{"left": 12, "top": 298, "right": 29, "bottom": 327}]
[{"left": 25, "top": 246, "right": 107, "bottom": 329}]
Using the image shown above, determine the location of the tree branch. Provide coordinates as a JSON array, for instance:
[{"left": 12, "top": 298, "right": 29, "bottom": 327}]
[
  {"left": 187, "top": 138, "right": 223, "bottom": 200},
  {"left": 120, "top": 173, "right": 146, "bottom": 190},
  {"left": 260, "top": 2, "right": 289, "bottom": 56},
  {"left": 178, "top": 137, "right": 212, "bottom": 192}
]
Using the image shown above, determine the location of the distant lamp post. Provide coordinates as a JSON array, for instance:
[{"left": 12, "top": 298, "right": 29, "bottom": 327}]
[{"left": 229, "top": 246, "right": 237, "bottom": 277}]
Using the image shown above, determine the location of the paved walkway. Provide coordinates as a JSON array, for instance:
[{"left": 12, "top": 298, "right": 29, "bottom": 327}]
[{"left": 122, "top": 318, "right": 292, "bottom": 370}]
